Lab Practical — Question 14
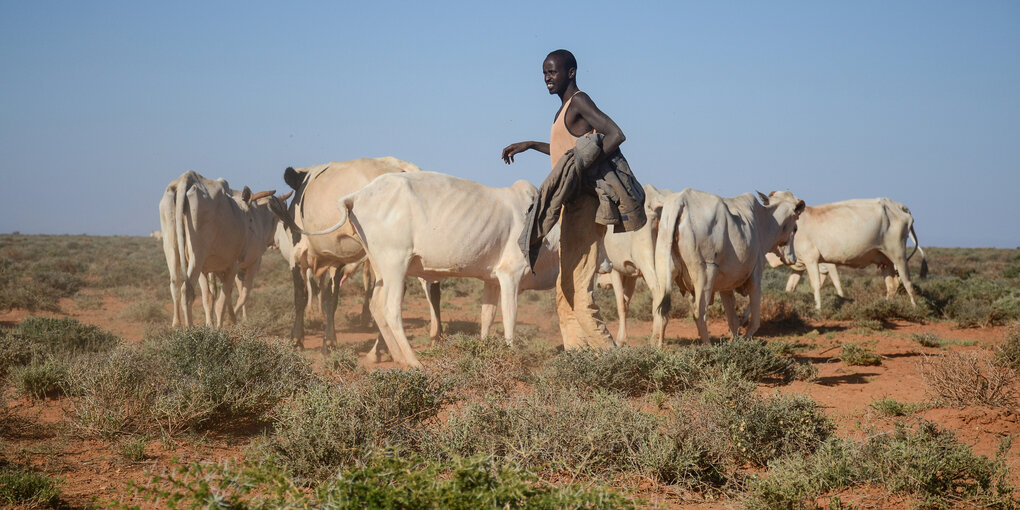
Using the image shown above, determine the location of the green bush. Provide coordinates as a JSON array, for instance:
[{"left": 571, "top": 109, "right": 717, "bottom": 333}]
[
  {"left": 696, "top": 336, "right": 799, "bottom": 383},
  {"left": 869, "top": 398, "right": 926, "bottom": 417},
  {"left": 267, "top": 369, "right": 451, "bottom": 479},
  {"left": 13, "top": 358, "right": 68, "bottom": 399},
  {"left": 64, "top": 327, "right": 313, "bottom": 437},
  {"left": 839, "top": 343, "right": 883, "bottom": 366},
  {"left": 549, "top": 346, "right": 703, "bottom": 396},
  {"left": 694, "top": 369, "right": 833, "bottom": 467},
  {"left": 127, "top": 454, "right": 636, "bottom": 509},
  {"left": 423, "top": 334, "right": 546, "bottom": 396},
  {"left": 119, "top": 300, "right": 169, "bottom": 323},
  {"left": 745, "top": 422, "right": 1015, "bottom": 509},
  {"left": 994, "top": 323, "right": 1020, "bottom": 373},
  {"left": 0, "top": 462, "right": 61, "bottom": 508}
]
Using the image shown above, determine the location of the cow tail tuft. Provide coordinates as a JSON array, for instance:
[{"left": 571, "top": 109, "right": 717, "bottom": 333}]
[{"left": 908, "top": 223, "right": 928, "bottom": 279}]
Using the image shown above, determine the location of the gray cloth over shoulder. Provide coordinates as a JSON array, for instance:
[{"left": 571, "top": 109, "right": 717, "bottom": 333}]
[{"left": 519, "top": 133, "right": 646, "bottom": 270}]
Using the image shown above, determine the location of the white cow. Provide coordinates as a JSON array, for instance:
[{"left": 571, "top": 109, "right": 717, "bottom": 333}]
[
  {"left": 158, "top": 170, "right": 283, "bottom": 327},
  {"left": 421, "top": 223, "right": 560, "bottom": 344},
  {"left": 595, "top": 184, "right": 668, "bottom": 344},
  {"left": 271, "top": 158, "right": 421, "bottom": 351},
  {"left": 652, "top": 190, "right": 804, "bottom": 345},
  {"left": 765, "top": 252, "right": 844, "bottom": 296},
  {"left": 767, "top": 198, "right": 928, "bottom": 310},
  {"left": 304, "top": 171, "right": 541, "bottom": 368}
]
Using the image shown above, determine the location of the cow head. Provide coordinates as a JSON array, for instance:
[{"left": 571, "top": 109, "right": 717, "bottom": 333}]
[
  {"left": 758, "top": 190, "right": 805, "bottom": 265},
  {"left": 643, "top": 184, "right": 667, "bottom": 233},
  {"left": 284, "top": 166, "right": 304, "bottom": 190}
]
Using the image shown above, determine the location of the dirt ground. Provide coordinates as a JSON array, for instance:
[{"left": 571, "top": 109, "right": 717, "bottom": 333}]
[{"left": 2, "top": 288, "right": 1018, "bottom": 509}]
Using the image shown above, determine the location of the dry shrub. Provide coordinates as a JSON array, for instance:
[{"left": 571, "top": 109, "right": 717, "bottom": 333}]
[{"left": 920, "top": 351, "right": 1018, "bottom": 408}]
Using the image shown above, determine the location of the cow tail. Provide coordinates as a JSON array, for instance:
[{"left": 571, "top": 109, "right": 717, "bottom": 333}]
[
  {"left": 909, "top": 224, "right": 928, "bottom": 279},
  {"left": 303, "top": 195, "right": 356, "bottom": 236},
  {"left": 654, "top": 195, "right": 684, "bottom": 318},
  {"left": 174, "top": 176, "right": 190, "bottom": 283}
]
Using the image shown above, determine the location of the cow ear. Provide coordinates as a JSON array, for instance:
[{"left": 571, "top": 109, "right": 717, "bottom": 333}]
[
  {"left": 756, "top": 190, "right": 770, "bottom": 206},
  {"left": 284, "top": 167, "right": 303, "bottom": 190},
  {"left": 242, "top": 186, "right": 252, "bottom": 203},
  {"left": 795, "top": 200, "right": 806, "bottom": 214}
]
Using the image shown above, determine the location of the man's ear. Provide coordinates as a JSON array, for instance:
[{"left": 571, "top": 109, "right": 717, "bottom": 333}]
[{"left": 569, "top": 68, "right": 576, "bottom": 80}]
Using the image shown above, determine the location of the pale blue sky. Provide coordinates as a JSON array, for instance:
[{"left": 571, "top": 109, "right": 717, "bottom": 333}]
[{"left": 1, "top": 1, "right": 1017, "bottom": 247}]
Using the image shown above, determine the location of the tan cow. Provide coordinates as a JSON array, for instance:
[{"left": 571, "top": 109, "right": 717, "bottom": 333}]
[
  {"left": 595, "top": 184, "right": 668, "bottom": 344},
  {"left": 301, "top": 171, "right": 542, "bottom": 368},
  {"left": 270, "top": 157, "right": 422, "bottom": 351},
  {"left": 652, "top": 189, "right": 804, "bottom": 345},
  {"left": 158, "top": 170, "right": 283, "bottom": 327},
  {"left": 767, "top": 198, "right": 928, "bottom": 310}
]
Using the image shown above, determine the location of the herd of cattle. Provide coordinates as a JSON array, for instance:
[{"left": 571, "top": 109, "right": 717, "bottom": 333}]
[{"left": 157, "top": 157, "right": 927, "bottom": 367}]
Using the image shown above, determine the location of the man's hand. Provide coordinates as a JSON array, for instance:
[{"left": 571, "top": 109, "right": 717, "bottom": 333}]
[
  {"left": 501, "top": 141, "right": 550, "bottom": 164},
  {"left": 501, "top": 142, "right": 531, "bottom": 164}
]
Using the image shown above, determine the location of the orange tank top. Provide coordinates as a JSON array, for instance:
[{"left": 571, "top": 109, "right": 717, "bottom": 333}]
[{"left": 549, "top": 92, "right": 593, "bottom": 168}]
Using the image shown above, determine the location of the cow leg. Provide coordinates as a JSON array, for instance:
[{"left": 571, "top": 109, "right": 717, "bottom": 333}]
[
  {"left": 216, "top": 268, "right": 238, "bottom": 327},
  {"left": 827, "top": 264, "right": 845, "bottom": 297},
  {"left": 479, "top": 280, "right": 499, "bottom": 338},
  {"left": 367, "top": 279, "right": 403, "bottom": 364},
  {"left": 496, "top": 273, "right": 520, "bottom": 345},
  {"left": 321, "top": 272, "right": 341, "bottom": 354},
  {"left": 290, "top": 266, "right": 308, "bottom": 348},
  {"left": 234, "top": 261, "right": 260, "bottom": 322},
  {"left": 306, "top": 269, "right": 318, "bottom": 318},
  {"left": 379, "top": 270, "right": 421, "bottom": 367},
  {"left": 746, "top": 279, "right": 763, "bottom": 338},
  {"left": 693, "top": 263, "right": 717, "bottom": 345},
  {"left": 169, "top": 279, "right": 183, "bottom": 327},
  {"left": 618, "top": 273, "right": 639, "bottom": 345},
  {"left": 420, "top": 278, "right": 443, "bottom": 345},
  {"left": 785, "top": 272, "right": 801, "bottom": 293},
  {"left": 360, "top": 262, "right": 374, "bottom": 324},
  {"left": 805, "top": 262, "right": 824, "bottom": 311},
  {"left": 197, "top": 273, "right": 214, "bottom": 326},
  {"left": 720, "top": 290, "right": 739, "bottom": 339},
  {"left": 889, "top": 255, "right": 917, "bottom": 306}
]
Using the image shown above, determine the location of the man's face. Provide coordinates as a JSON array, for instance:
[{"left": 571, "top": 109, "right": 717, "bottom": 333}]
[{"left": 543, "top": 56, "right": 573, "bottom": 95}]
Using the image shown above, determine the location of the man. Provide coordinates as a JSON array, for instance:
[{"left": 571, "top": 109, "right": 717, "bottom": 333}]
[{"left": 502, "top": 49, "right": 635, "bottom": 350}]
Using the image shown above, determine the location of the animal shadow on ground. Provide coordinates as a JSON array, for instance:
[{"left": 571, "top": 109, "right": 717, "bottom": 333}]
[
  {"left": 444, "top": 320, "right": 481, "bottom": 336},
  {"left": 813, "top": 372, "right": 881, "bottom": 386},
  {"left": 757, "top": 321, "right": 847, "bottom": 337}
]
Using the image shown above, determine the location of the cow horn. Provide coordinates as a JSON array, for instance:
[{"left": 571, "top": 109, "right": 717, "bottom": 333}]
[
  {"left": 278, "top": 191, "right": 293, "bottom": 201},
  {"left": 251, "top": 190, "right": 276, "bottom": 202},
  {"left": 756, "top": 190, "right": 769, "bottom": 205}
]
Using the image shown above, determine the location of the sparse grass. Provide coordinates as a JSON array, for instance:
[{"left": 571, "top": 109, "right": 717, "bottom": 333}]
[
  {"left": 119, "top": 300, "right": 169, "bottom": 323},
  {"left": 912, "top": 332, "right": 977, "bottom": 349},
  {"left": 266, "top": 369, "right": 452, "bottom": 479},
  {"left": 423, "top": 334, "right": 547, "bottom": 397},
  {"left": 0, "top": 462, "right": 62, "bottom": 508},
  {"left": 549, "top": 346, "right": 704, "bottom": 396},
  {"left": 745, "top": 422, "right": 1016, "bottom": 509},
  {"left": 64, "top": 327, "right": 314, "bottom": 438},
  {"left": 839, "top": 343, "right": 883, "bottom": 366},
  {"left": 72, "top": 291, "right": 103, "bottom": 310},
  {"left": 870, "top": 398, "right": 928, "bottom": 417},
  {"left": 920, "top": 351, "right": 1017, "bottom": 408},
  {"left": 126, "top": 454, "right": 637, "bottom": 509},
  {"left": 118, "top": 435, "right": 149, "bottom": 462},
  {"left": 994, "top": 322, "right": 1020, "bottom": 373}
]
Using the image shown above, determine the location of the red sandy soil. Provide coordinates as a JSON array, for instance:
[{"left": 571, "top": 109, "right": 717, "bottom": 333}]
[{"left": 2, "top": 290, "right": 1017, "bottom": 509}]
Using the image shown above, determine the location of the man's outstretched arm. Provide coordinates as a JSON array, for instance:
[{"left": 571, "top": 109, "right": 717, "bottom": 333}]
[{"left": 502, "top": 141, "right": 550, "bottom": 164}]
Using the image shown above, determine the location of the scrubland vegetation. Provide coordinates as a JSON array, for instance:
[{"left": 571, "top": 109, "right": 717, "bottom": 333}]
[{"left": 1, "top": 234, "right": 1018, "bottom": 508}]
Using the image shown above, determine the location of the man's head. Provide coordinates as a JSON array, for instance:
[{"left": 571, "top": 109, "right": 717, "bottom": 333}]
[{"left": 543, "top": 49, "right": 577, "bottom": 96}]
